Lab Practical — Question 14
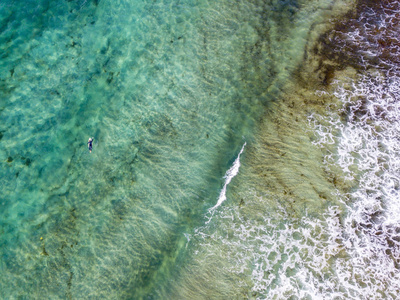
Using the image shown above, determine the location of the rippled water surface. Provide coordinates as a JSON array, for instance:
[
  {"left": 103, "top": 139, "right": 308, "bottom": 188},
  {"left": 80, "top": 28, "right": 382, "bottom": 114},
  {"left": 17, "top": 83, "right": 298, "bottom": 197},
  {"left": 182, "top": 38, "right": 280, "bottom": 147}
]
[{"left": 1, "top": 0, "right": 399, "bottom": 299}]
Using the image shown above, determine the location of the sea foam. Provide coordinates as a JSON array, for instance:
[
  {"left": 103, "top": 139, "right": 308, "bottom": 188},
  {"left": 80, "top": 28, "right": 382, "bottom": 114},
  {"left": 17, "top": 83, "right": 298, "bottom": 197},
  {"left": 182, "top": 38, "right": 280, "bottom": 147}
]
[{"left": 210, "top": 142, "right": 246, "bottom": 211}]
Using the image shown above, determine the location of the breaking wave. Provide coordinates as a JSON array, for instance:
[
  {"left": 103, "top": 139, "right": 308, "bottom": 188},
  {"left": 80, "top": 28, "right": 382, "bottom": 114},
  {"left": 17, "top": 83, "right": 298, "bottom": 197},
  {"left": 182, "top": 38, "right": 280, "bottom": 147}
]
[{"left": 210, "top": 142, "right": 246, "bottom": 211}]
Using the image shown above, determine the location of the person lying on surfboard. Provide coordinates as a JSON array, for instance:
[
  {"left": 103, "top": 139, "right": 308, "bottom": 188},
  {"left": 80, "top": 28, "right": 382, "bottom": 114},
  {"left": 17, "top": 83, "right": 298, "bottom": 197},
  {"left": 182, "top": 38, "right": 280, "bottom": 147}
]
[{"left": 88, "top": 137, "right": 94, "bottom": 153}]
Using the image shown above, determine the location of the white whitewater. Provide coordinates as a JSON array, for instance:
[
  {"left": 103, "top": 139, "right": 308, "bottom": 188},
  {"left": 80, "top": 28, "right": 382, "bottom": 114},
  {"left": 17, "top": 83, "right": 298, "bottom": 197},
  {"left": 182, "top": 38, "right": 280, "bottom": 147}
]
[{"left": 210, "top": 142, "right": 246, "bottom": 211}]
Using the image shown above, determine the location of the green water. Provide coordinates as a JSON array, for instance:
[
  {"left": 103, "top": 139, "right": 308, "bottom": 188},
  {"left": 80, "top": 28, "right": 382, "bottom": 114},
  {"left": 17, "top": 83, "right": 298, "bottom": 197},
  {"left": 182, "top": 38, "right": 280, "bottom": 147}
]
[{"left": 0, "top": 0, "right": 353, "bottom": 298}]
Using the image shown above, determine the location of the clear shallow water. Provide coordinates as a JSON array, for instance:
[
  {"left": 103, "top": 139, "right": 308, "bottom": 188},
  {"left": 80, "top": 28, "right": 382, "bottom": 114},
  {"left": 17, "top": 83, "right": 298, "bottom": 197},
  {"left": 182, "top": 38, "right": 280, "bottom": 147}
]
[
  {"left": 163, "top": 1, "right": 400, "bottom": 299},
  {"left": 2, "top": 0, "right": 398, "bottom": 299},
  {"left": 179, "top": 1, "right": 400, "bottom": 299}
]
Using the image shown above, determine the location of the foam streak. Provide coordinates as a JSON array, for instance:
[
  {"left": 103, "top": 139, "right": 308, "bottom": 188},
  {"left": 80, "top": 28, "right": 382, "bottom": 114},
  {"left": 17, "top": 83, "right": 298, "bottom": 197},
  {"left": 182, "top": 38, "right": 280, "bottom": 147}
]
[{"left": 210, "top": 142, "right": 246, "bottom": 211}]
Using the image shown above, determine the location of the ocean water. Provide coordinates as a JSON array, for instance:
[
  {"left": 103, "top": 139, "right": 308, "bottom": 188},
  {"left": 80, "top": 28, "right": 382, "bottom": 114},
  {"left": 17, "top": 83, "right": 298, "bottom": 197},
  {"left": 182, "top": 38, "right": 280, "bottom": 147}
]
[{"left": 1, "top": 0, "right": 399, "bottom": 299}]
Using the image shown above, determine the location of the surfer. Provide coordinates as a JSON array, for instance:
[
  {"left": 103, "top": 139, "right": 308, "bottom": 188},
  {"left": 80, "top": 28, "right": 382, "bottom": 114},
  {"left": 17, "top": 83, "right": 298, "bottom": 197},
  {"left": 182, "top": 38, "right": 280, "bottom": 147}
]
[{"left": 88, "top": 137, "right": 94, "bottom": 153}]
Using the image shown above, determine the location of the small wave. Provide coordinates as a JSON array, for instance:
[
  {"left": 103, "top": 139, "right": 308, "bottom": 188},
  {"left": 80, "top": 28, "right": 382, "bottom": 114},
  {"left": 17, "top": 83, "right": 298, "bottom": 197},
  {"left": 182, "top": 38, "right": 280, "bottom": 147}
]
[{"left": 210, "top": 142, "right": 246, "bottom": 211}]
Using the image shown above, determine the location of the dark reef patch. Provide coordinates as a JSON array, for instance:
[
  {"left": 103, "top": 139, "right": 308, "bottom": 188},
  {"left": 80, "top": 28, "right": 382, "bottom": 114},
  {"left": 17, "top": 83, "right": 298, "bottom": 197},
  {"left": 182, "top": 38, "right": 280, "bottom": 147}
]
[{"left": 304, "top": 0, "right": 400, "bottom": 89}]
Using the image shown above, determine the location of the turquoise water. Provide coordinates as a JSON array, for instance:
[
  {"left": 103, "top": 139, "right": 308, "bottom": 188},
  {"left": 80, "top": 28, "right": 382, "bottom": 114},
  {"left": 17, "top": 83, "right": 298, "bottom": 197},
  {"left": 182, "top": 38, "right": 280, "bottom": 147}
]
[
  {"left": 3, "top": 0, "right": 398, "bottom": 299},
  {"left": 0, "top": 0, "right": 308, "bottom": 297}
]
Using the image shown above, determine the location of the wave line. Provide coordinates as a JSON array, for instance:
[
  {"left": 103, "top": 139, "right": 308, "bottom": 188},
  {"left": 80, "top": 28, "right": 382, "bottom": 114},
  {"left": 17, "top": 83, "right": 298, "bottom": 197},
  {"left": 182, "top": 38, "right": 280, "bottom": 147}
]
[{"left": 210, "top": 142, "right": 246, "bottom": 211}]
